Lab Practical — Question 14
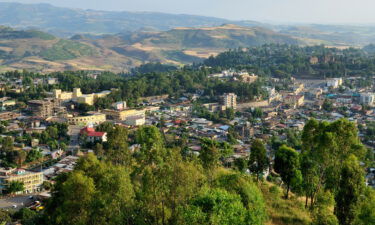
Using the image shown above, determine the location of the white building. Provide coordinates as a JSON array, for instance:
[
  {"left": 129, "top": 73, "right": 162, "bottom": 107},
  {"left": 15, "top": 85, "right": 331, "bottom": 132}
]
[
  {"left": 327, "top": 78, "right": 343, "bottom": 89},
  {"left": 360, "top": 93, "right": 375, "bottom": 106}
]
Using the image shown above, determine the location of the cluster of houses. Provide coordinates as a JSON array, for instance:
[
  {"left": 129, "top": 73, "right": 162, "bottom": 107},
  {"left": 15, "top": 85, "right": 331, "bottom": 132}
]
[{"left": 0, "top": 71, "right": 374, "bottom": 195}]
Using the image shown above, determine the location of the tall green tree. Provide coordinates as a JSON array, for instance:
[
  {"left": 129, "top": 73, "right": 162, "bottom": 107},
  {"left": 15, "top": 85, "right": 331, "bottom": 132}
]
[
  {"left": 335, "top": 156, "right": 365, "bottom": 225},
  {"left": 248, "top": 139, "right": 269, "bottom": 181},
  {"left": 274, "top": 145, "right": 302, "bottom": 199}
]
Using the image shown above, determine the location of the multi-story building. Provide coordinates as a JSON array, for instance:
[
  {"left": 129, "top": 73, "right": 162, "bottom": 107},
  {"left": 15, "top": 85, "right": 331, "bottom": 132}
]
[
  {"left": 53, "top": 88, "right": 111, "bottom": 106},
  {"left": 223, "top": 93, "right": 237, "bottom": 109},
  {"left": 360, "top": 93, "right": 375, "bottom": 106},
  {"left": 28, "top": 98, "right": 61, "bottom": 118},
  {"left": 103, "top": 109, "right": 145, "bottom": 121},
  {"left": 0, "top": 168, "right": 43, "bottom": 194},
  {"left": 67, "top": 112, "right": 106, "bottom": 126}
]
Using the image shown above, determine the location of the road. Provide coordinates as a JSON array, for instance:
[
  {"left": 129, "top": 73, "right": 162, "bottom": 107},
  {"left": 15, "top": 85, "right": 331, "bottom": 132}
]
[
  {"left": 67, "top": 125, "right": 82, "bottom": 153},
  {"left": 0, "top": 195, "right": 36, "bottom": 209}
]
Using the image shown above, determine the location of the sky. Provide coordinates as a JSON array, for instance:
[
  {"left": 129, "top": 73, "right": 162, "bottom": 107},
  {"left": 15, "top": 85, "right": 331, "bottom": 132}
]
[{"left": 2, "top": 0, "right": 375, "bottom": 24}]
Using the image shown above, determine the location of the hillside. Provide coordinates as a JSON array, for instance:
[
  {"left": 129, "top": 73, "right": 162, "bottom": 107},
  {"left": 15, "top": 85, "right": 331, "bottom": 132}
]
[
  {"left": 0, "top": 25, "right": 304, "bottom": 72},
  {"left": 0, "top": 2, "right": 264, "bottom": 37},
  {"left": 280, "top": 24, "right": 375, "bottom": 46}
]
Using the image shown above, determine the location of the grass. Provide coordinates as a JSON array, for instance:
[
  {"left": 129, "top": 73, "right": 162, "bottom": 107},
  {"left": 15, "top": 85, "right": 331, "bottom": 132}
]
[{"left": 259, "top": 182, "right": 312, "bottom": 225}]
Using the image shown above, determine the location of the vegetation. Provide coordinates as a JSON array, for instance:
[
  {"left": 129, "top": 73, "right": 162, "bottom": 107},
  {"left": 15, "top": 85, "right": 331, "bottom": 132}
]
[
  {"left": 204, "top": 44, "right": 375, "bottom": 78},
  {"left": 40, "top": 40, "right": 97, "bottom": 61},
  {"left": 7, "top": 181, "right": 25, "bottom": 195}
]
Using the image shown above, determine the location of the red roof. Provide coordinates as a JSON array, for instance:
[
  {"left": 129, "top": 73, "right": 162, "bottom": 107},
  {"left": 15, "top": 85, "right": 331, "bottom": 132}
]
[
  {"left": 80, "top": 127, "right": 106, "bottom": 137},
  {"left": 87, "top": 131, "right": 106, "bottom": 137}
]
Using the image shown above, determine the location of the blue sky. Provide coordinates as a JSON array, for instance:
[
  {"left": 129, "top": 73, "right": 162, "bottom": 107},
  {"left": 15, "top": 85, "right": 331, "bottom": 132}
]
[{"left": 2, "top": 0, "right": 375, "bottom": 24}]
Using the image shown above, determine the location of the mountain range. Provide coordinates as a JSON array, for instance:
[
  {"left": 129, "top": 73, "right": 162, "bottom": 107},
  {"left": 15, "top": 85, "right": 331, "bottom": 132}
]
[
  {"left": 1, "top": 2, "right": 375, "bottom": 72},
  {"left": 0, "top": 2, "right": 266, "bottom": 37},
  {"left": 0, "top": 24, "right": 302, "bottom": 72}
]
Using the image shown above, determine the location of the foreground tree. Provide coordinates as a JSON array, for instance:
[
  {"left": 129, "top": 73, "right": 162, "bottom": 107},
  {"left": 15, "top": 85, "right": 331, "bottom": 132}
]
[
  {"left": 335, "top": 156, "right": 365, "bottom": 225},
  {"left": 248, "top": 139, "right": 269, "bottom": 181},
  {"left": 274, "top": 145, "right": 302, "bottom": 199}
]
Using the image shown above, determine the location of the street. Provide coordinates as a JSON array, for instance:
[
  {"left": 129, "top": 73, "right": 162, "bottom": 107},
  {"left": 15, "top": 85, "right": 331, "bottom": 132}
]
[{"left": 0, "top": 195, "right": 36, "bottom": 209}]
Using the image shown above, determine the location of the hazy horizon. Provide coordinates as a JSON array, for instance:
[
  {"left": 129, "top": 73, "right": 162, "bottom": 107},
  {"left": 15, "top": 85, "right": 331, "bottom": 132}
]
[{"left": 1, "top": 0, "right": 375, "bottom": 25}]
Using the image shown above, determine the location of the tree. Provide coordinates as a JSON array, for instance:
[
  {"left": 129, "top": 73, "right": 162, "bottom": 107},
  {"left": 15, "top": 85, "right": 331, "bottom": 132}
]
[
  {"left": 177, "top": 188, "right": 250, "bottom": 225},
  {"left": 199, "top": 138, "right": 220, "bottom": 172},
  {"left": 14, "top": 208, "right": 38, "bottom": 225},
  {"left": 248, "top": 139, "right": 269, "bottom": 181},
  {"left": 0, "top": 209, "right": 11, "bottom": 225},
  {"left": 46, "top": 154, "right": 135, "bottom": 225},
  {"left": 335, "top": 156, "right": 365, "bottom": 225},
  {"left": 274, "top": 145, "right": 302, "bottom": 199},
  {"left": 214, "top": 172, "right": 268, "bottom": 225},
  {"left": 353, "top": 187, "right": 375, "bottom": 225},
  {"left": 1, "top": 137, "right": 13, "bottom": 152},
  {"left": 234, "top": 158, "right": 247, "bottom": 173},
  {"left": 323, "top": 99, "right": 334, "bottom": 112},
  {"left": 312, "top": 191, "right": 339, "bottom": 225},
  {"left": 7, "top": 181, "right": 25, "bottom": 195},
  {"left": 15, "top": 150, "right": 27, "bottom": 167},
  {"left": 26, "top": 149, "right": 43, "bottom": 163},
  {"left": 300, "top": 119, "right": 366, "bottom": 208},
  {"left": 106, "top": 125, "right": 131, "bottom": 166}
]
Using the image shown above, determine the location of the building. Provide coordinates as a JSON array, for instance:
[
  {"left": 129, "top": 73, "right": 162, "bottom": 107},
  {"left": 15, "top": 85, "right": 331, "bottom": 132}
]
[
  {"left": 0, "top": 111, "right": 21, "bottom": 120},
  {"left": 239, "top": 73, "right": 258, "bottom": 84},
  {"left": 28, "top": 98, "right": 61, "bottom": 118},
  {"left": 112, "top": 101, "right": 127, "bottom": 110},
  {"left": 203, "top": 103, "right": 226, "bottom": 112},
  {"left": 125, "top": 115, "right": 146, "bottom": 126},
  {"left": 76, "top": 94, "right": 95, "bottom": 105},
  {"left": 67, "top": 112, "right": 106, "bottom": 126},
  {"left": 80, "top": 127, "right": 107, "bottom": 143},
  {"left": 284, "top": 95, "right": 305, "bottom": 108},
  {"left": 103, "top": 109, "right": 145, "bottom": 121},
  {"left": 360, "top": 93, "right": 375, "bottom": 106},
  {"left": 53, "top": 88, "right": 111, "bottom": 105},
  {"left": 0, "top": 168, "right": 43, "bottom": 194},
  {"left": 292, "top": 83, "right": 304, "bottom": 95},
  {"left": 223, "top": 93, "right": 237, "bottom": 109},
  {"left": 327, "top": 78, "right": 343, "bottom": 89},
  {"left": 47, "top": 78, "right": 58, "bottom": 85},
  {"left": 54, "top": 88, "right": 82, "bottom": 100},
  {"left": 0, "top": 97, "right": 16, "bottom": 108}
]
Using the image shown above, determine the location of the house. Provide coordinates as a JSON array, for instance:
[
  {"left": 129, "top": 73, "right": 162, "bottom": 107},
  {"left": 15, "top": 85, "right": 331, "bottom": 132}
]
[
  {"left": 284, "top": 95, "right": 305, "bottom": 108},
  {"left": 326, "top": 78, "right": 343, "bottom": 89},
  {"left": 80, "top": 127, "right": 107, "bottom": 143}
]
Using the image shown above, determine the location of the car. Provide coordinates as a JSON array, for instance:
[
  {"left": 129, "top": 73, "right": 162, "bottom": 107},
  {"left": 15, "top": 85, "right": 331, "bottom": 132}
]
[
  {"left": 12, "top": 205, "right": 17, "bottom": 208},
  {"left": 28, "top": 196, "right": 33, "bottom": 199}
]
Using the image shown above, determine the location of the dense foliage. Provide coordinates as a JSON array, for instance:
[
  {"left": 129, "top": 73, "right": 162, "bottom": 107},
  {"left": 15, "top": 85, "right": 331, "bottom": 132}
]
[{"left": 204, "top": 44, "right": 375, "bottom": 78}]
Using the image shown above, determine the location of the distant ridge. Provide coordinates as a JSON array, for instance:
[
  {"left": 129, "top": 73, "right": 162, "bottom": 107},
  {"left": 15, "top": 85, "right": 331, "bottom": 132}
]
[{"left": 0, "top": 2, "right": 265, "bottom": 37}]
